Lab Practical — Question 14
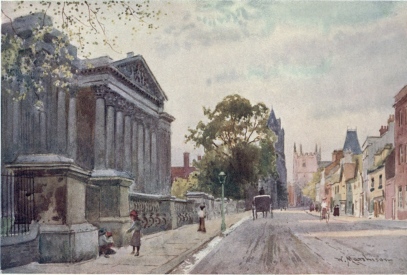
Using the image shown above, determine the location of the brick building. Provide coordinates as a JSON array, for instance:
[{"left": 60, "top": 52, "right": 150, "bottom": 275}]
[{"left": 394, "top": 85, "right": 407, "bottom": 220}]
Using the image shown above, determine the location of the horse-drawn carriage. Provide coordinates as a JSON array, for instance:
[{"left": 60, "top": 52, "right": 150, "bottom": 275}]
[{"left": 252, "top": 195, "right": 272, "bottom": 220}]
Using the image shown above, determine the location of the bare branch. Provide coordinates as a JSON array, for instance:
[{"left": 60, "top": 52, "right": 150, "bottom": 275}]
[
  {"left": 42, "top": 2, "right": 51, "bottom": 27},
  {"left": 84, "top": 1, "right": 98, "bottom": 34},
  {"left": 1, "top": 9, "right": 17, "bottom": 34}
]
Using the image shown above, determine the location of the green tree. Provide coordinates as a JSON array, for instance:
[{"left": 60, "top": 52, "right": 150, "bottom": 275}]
[
  {"left": 303, "top": 168, "right": 323, "bottom": 202},
  {"left": 171, "top": 172, "right": 199, "bottom": 199},
  {"left": 185, "top": 94, "right": 276, "bottom": 199}
]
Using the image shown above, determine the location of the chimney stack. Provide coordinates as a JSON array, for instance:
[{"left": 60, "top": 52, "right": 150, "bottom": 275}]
[
  {"left": 183, "top": 152, "right": 190, "bottom": 168},
  {"left": 388, "top": 114, "right": 395, "bottom": 123},
  {"left": 379, "top": 125, "right": 388, "bottom": 136}
]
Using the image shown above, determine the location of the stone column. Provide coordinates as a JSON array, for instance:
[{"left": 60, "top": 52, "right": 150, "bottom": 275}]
[
  {"left": 144, "top": 124, "right": 151, "bottom": 193},
  {"left": 39, "top": 110, "right": 46, "bottom": 152},
  {"left": 67, "top": 88, "right": 78, "bottom": 160},
  {"left": 94, "top": 87, "right": 106, "bottom": 169},
  {"left": 12, "top": 100, "right": 21, "bottom": 153},
  {"left": 115, "top": 99, "right": 125, "bottom": 171},
  {"left": 131, "top": 119, "right": 138, "bottom": 191},
  {"left": 105, "top": 92, "right": 116, "bottom": 169},
  {"left": 137, "top": 123, "right": 145, "bottom": 192},
  {"left": 124, "top": 114, "right": 132, "bottom": 174},
  {"left": 151, "top": 129, "right": 158, "bottom": 193},
  {"left": 57, "top": 89, "right": 67, "bottom": 154}
]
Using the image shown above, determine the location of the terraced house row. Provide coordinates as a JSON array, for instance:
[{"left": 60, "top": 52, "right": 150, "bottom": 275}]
[{"left": 316, "top": 85, "right": 407, "bottom": 220}]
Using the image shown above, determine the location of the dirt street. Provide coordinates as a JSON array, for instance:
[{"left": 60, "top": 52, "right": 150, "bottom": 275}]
[{"left": 174, "top": 210, "right": 407, "bottom": 274}]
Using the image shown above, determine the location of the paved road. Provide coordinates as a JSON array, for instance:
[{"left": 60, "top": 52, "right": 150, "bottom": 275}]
[{"left": 176, "top": 210, "right": 407, "bottom": 274}]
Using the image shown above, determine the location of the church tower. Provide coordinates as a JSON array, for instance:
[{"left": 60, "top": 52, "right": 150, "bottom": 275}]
[{"left": 264, "top": 107, "right": 288, "bottom": 208}]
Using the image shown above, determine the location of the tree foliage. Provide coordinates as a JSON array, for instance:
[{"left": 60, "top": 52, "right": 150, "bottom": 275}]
[
  {"left": 186, "top": 94, "right": 276, "bottom": 199},
  {"left": 2, "top": 24, "right": 76, "bottom": 101},
  {"left": 1, "top": 1, "right": 163, "bottom": 101},
  {"left": 302, "top": 168, "right": 323, "bottom": 202},
  {"left": 2, "top": 1, "right": 162, "bottom": 57},
  {"left": 171, "top": 172, "right": 199, "bottom": 199}
]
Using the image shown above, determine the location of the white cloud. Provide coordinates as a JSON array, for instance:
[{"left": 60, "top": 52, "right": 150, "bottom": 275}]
[{"left": 2, "top": 1, "right": 406, "bottom": 181}]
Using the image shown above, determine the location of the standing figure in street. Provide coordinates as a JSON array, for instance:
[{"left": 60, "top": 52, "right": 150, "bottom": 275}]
[
  {"left": 126, "top": 210, "right": 142, "bottom": 256},
  {"left": 252, "top": 200, "right": 256, "bottom": 220},
  {"left": 321, "top": 198, "right": 328, "bottom": 218},
  {"left": 197, "top": 205, "right": 206, "bottom": 233}
]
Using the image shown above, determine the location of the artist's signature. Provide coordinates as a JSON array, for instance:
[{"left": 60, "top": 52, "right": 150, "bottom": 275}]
[{"left": 335, "top": 255, "right": 393, "bottom": 266}]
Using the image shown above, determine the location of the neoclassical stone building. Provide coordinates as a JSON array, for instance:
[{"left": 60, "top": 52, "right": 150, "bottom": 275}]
[{"left": 1, "top": 13, "right": 174, "bottom": 265}]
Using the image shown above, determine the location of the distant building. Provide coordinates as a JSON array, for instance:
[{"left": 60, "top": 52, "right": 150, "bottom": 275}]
[
  {"left": 292, "top": 143, "right": 324, "bottom": 206},
  {"left": 343, "top": 129, "right": 363, "bottom": 155},
  {"left": 394, "top": 85, "right": 407, "bottom": 220},
  {"left": 263, "top": 108, "right": 288, "bottom": 208},
  {"left": 362, "top": 115, "right": 395, "bottom": 218},
  {"left": 171, "top": 152, "right": 199, "bottom": 182},
  {"left": 323, "top": 150, "right": 344, "bottom": 211}
]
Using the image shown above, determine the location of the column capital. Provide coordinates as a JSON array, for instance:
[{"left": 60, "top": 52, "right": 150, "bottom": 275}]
[
  {"left": 69, "top": 85, "right": 80, "bottom": 98},
  {"left": 115, "top": 98, "right": 127, "bottom": 112},
  {"left": 93, "top": 85, "right": 110, "bottom": 99},
  {"left": 105, "top": 91, "right": 118, "bottom": 106}
]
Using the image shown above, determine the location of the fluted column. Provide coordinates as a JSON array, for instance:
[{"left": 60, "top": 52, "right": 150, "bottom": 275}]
[
  {"left": 137, "top": 123, "right": 145, "bottom": 192},
  {"left": 131, "top": 119, "right": 139, "bottom": 190},
  {"left": 39, "top": 110, "right": 46, "bottom": 152},
  {"left": 151, "top": 129, "right": 157, "bottom": 193},
  {"left": 105, "top": 92, "right": 116, "bottom": 169},
  {"left": 144, "top": 125, "right": 151, "bottom": 193},
  {"left": 94, "top": 87, "right": 106, "bottom": 169},
  {"left": 124, "top": 110, "right": 132, "bottom": 173},
  {"left": 67, "top": 87, "right": 78, "bottom": 160},
  {"left": 115, "top": 99, "right": 125, "bottom": 171},
  {"left": 57, "top": 89, "right": 67, "bottom": 154},
  {"left": 12, "top": 100, "right": 21, "bottom": 152}
]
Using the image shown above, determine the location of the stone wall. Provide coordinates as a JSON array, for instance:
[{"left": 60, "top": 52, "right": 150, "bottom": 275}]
[
  {"left": 186, "top": 192, "right": 246, "bottom": 223},
  {"left": 1, "top": 223, "right": 40, "bottom": 269}
]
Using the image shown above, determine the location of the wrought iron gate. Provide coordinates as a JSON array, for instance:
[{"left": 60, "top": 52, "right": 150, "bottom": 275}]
[{"left": 1, "top": 170, "right": 35, "bottom": 237}]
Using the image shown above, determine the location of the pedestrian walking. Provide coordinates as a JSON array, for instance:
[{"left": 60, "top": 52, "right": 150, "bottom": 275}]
[
  {"left": 197, "top": 205, "right": 206, "bottom": 233},
  {"left": 126, "top": 210, "right": 142, "bottom": 256}
]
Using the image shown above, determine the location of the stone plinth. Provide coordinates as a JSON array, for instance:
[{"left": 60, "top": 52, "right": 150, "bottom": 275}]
[{"left": 6, "top": 154, "right": 99, "bottom": 264}]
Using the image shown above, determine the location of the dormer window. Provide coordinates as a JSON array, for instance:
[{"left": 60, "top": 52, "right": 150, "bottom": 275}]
[{"left": 378, "top": 175, "right": 383, "bottom": 189}]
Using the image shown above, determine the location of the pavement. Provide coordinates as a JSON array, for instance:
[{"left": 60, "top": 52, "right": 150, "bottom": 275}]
[{"left": 2, "top": 211, "right": 251, "bottom": 274}]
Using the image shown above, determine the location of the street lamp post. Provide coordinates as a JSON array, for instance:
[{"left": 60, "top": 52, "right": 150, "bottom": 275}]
[{"left": 218, "top": 171, "right": 227, "bottom": 232}]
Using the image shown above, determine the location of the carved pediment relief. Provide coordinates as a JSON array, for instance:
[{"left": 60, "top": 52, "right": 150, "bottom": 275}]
[{"left": 113, "top": 56, "right": 167, "bottom": 104}]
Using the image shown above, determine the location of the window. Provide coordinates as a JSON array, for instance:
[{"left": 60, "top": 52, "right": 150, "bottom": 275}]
[
  {"left": 404, "top": 106, "right": 407, "bottom": 125},
  {"left": 400, "top": 146, "right": 404, "bottom": 165},
  {"left": 370, "top": 178, "right": 375, "bottom": 192},
  {"left": 405, "top": 144, "right": 407, "bottom": 164},
  {"left": 379, "top": 175, "right": 383, "bottom": 189},
  {"left": 400, "top": 110, "right": 403, "bottom": 127},
  {"left": 398, "top": 187, "right": 403, "bottom": 208},
  {"left": 302, "top": 161, "right": 306, "bottom": 167},
  {"left": 405, "top": 185, "right": 407, "bottom": 208}
]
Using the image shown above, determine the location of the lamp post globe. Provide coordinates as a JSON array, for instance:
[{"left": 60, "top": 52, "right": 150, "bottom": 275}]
[{"left": 218, "top": 171, "right": 227, "bottom": 232}]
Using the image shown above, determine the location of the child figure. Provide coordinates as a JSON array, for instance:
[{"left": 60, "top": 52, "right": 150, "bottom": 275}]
[
  {"left": 197, "top": 205, "right": 206, "bottom": 233},
  {"left": 98, "top": 228, "right": 115, "bottom": 258},
  {"left": 126, "top": 210, "right": 142, "bottom": 256}
]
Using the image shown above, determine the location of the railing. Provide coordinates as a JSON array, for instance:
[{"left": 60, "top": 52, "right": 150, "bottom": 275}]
[{"left": 1, "top": 170, "right": 35, "bottom": 237}]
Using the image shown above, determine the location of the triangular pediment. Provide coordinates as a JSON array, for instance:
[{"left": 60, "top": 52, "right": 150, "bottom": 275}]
[{"left": 112, "top": 55, "right": 167, "bottom": 103}]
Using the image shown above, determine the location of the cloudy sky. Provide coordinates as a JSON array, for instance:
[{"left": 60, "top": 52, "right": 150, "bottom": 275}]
[{"left": 3, "top": 1, "right": 407, "bottom": 181}]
